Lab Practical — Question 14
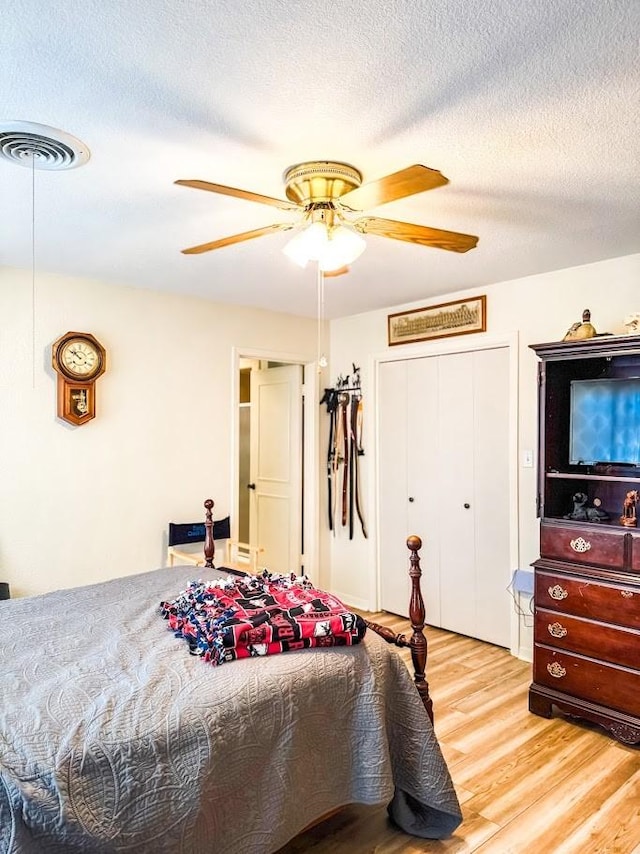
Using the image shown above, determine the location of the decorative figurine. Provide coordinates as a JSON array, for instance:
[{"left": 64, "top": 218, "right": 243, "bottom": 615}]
[
  {"left": 563, "top": 309, "right": 596, "bottom": 341},
  {"left": 564, "top": 492, "right": 609, "bottom": 523},
  {"left": 620, "top": 491, "right": 638, "bottom": 527},
  {"left": 623, "top": 313, "right": 640, "bottom": 335}
]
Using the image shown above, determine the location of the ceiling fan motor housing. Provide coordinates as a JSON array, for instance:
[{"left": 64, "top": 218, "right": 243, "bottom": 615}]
[{"left": 283, "top": 161, "right": 362, "bottom": 205}]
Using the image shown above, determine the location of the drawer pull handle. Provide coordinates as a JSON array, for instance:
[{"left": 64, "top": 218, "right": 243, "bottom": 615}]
[
  {"left": 547, "top": 662, "right": 566, "bottom": 678},
  {"left": 570, "top": 537, "right": 591, "bottom": 553},
  {"left": 548, "top": 622, "right": 568, "bottom": 639},
  {"left": 548, "top": 584, "right": 568, "bottom": 601},
  {"left": 621, "top": 590, "right": 634, "bottom": 599}
]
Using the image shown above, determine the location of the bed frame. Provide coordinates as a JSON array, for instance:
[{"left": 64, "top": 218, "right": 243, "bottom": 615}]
[{"left": 201, "top": 498, "right": 433, "bottom": 722}]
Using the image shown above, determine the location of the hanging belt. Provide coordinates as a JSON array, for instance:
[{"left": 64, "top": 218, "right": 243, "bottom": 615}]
[
  {"left": 338, "top": 392, "right": 350, "bottom": 528},
  {"left": 353, "top": 394, "right": 368, "bottom": 538},
  {"left": 349, "top": 393, "right": 358, "bottom": 539},
  {"left": 332, "top": 392, "right": 344, "bottom": 533},
  {"left": 320, "top": 388, "right": 339, "bottom": 531}
]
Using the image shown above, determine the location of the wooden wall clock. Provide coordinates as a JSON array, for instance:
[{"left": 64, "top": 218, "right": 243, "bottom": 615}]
[{"left": 51, "top": 332, "right": 106, "bottom": 426}]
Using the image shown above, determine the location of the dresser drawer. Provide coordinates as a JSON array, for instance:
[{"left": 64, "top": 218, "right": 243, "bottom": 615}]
[
  {"left": 535, "top": 571, "right": 640, "bottom": 629},
  {"left": 535, "top": 607, "right": 640, "bottom": 669},
  {"left": 540, "top": 522, "right": 627, "bottom": 568},
  {"left": 534, "top": 645, "right": 640, "bottom": 717}
]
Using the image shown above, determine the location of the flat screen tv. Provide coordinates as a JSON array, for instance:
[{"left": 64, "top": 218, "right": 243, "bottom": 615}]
[{"left": 569, "top": 377, "right": 640, "bottom": 466}]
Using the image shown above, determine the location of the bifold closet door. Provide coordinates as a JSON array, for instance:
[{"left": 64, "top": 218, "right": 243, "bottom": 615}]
[{"left": 378, "top": 348, "right": 511, "bottom": 648}]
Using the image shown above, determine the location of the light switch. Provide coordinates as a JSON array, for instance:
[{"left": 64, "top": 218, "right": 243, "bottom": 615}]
[{"left": 522, "top": 449, "right": 534, "bottom": 468}]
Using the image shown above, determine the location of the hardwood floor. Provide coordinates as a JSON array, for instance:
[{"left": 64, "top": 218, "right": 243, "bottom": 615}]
[{"left": 279, "top": 611, "right": 640, "bottom": 854}]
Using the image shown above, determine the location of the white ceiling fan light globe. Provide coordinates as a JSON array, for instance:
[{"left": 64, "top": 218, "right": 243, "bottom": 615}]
[
  {"left": 305, "top": 222, "right": 331, "bottom": 260},
  {"left": 282, "top": 221, "right": 329, "bottom": 267},
  {"left": 319, "top": 225, "right": 366, "bottom": 272}
]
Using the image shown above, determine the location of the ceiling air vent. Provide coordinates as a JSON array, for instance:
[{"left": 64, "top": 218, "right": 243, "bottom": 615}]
[{"left": 0, "top": 121, "right": 90, "bottom": 170}]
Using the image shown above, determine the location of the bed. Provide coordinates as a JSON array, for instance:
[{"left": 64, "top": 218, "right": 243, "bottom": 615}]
[{"left": 0, "top": 500, "right": 461, "bottom": 853}]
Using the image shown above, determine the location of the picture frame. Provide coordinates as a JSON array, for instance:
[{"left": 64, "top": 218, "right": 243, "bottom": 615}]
[{"left": 387, "top": 294, "right": 487, "bottom": 347}]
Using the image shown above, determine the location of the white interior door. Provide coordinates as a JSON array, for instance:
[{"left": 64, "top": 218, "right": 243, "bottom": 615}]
[{"left": 249, "top": 364, "right": 302, "bottom": 574}]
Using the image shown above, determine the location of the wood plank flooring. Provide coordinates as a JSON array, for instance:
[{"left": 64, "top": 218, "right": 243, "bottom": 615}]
[{"left": 279, "top": 611, "right": 640, "bottom": 854}]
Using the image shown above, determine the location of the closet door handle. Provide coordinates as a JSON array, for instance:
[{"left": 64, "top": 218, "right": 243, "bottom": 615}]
[
  {"left": 408, "top": 496, "right": 415, "bottom": 503},
  {"left": 463, "top": 503, "right": 470, "bottom": 509},
  {"left": 247, "top": 483, "right": 256, "bottom": 490}
]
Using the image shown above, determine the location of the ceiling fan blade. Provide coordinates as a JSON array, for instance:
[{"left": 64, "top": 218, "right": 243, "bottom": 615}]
[
  {"left": 181, "top": 222, "right": 294, "bottom": 255},
  {"left": 175, "top": 179, "right": 299, "bottom": 212},
  {"left": 339, "top": 165, "right": 449, "bottom": 211},
  {"left": 353, "top": 216, "right": 478, "bottom": 253},
  {"left": 322, "top": 265, "right": 350, "bottom": 278}
]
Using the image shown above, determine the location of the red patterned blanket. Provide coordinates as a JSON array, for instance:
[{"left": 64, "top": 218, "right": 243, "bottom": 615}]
[{"left": 160, "top": 571, "right": 366, "bottom": 666}]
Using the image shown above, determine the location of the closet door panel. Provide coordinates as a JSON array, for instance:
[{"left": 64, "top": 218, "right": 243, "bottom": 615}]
[
  {"left": 472, "top": 348, "right": 511, "bottom": 647},
  {"left": 378, "top": 361, "right": 410, "bottom": 617},
  {"left": 437, "top": 352, "right": 477, "bottom": 637},
  {"left": 407, "top": 357, "right": 442, "bottom": 627}
]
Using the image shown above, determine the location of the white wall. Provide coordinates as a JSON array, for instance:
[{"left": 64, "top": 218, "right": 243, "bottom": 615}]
[
  {"left": 0, "top": 267, "right": 316, "bottom": 597},
  {"left": 327, "top": 253, "right": 640, "bottom": 657}
]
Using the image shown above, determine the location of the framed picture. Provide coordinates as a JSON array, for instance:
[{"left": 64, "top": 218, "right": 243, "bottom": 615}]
[{"left": 387, "top": 294, "right": 487, "bottom": 347}]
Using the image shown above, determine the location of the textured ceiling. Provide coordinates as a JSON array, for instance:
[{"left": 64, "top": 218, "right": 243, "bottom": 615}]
[{"left": 1, "top": 0, "right": 638, "bottom": 318}]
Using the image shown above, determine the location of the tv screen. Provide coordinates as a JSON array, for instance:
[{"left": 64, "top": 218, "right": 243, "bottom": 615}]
[{"left": 569, "top": 378, "right": 640, "bottom": 466}]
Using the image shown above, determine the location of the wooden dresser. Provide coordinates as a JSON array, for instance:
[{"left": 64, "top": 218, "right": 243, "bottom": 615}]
[{"left": 529, "top": 335, "right": 640, "bottom": 745}]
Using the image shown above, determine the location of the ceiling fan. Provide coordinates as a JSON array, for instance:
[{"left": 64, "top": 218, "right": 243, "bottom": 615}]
[{"left": 175, "top": 161, "right": 478, "bottom": 274}]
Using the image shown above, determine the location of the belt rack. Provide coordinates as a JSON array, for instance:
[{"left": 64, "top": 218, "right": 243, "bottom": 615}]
[{"left": 320, "top": 365, "right": 367, "bottom": 539}]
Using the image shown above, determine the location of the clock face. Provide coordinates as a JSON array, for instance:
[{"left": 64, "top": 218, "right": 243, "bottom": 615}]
[{"left": 59, "top": 338, "right": 102, "bottom": 379}]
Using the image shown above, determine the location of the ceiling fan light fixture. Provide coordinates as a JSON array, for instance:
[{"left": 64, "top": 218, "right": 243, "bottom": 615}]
[
  {"left": 319, "top": 224, "right": 366, "bottom": 272},
  {"left": 284, "top": 220, "right": 366, "bottom": 272},
  {"left": 282, "top": 221, "right": 329, "bottom": 268}
]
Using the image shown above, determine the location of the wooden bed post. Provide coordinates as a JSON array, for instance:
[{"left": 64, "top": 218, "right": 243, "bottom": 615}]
[
  {"left": 363, "top": 535, "right": 433, "bottom": 724},
  {"left": 406, "top": 535, "right": 432, "bottom": 723},
  {"left": 204, "top": 499, "right": 215, "bottom": 568}
]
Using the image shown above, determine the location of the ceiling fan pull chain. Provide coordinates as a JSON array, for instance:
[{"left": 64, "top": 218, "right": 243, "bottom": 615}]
[{"left": 317, "top": 266, "right": 327, "bottom": 372}]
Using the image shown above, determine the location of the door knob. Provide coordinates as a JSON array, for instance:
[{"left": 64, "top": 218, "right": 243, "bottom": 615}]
[
  {"left": 247, "top": 483, "right": 256, "bottom": 490},
  {"left": 408, "top": 496, "right": 415, "bottom": 503},
  {"left": 463, "top": 502, "right": 470, "bottom": 509}
]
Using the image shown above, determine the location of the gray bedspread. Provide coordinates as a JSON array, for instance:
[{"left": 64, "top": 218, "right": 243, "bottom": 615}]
[{"left": 0, "top": 566, "right": 461, "bottom": 853}]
